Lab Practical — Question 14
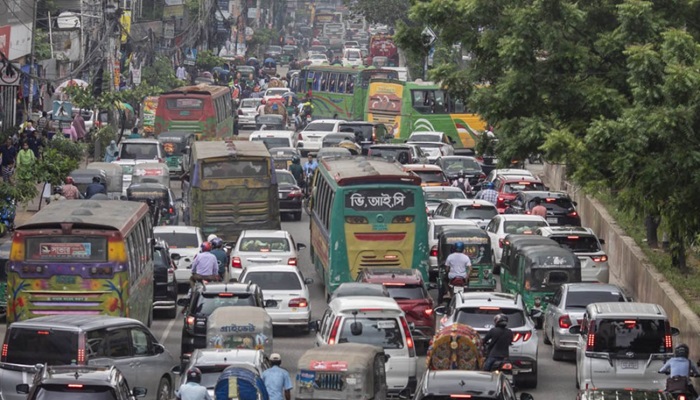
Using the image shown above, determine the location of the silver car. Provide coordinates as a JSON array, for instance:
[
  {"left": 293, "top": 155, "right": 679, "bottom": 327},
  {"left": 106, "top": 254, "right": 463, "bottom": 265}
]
[
  {"left": 542, "top": 283, "right": 630, "bottom": 360},
  {"left": 230, "top": 230, "right": 306, "bottom": 281},
  {"left": 238, "top": 98, "right": 262, "bottom": 127}
]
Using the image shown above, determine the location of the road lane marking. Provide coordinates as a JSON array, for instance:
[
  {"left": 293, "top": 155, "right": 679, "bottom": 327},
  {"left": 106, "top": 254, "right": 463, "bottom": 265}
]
[{"left": 160, "top": 315, "right": 178, "bottom": 343}]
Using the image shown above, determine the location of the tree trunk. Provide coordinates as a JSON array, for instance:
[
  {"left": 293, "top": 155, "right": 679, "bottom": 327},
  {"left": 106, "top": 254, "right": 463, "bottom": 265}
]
[
  {"left": 670, "top": 229, "right": 687, "bottom": 272},
  {"left": 644, "top": 214, "right": 660, "bottom": 248}
]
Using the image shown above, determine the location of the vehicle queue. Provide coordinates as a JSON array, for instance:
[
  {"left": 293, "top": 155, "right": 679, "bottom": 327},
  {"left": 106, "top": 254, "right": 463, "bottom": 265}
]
[{"left": 0, "top": 18, "right": 692, "bottom": 400}]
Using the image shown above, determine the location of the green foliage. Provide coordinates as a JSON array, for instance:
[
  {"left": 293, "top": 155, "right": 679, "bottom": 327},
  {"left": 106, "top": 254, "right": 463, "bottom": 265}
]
[
  {"left": 195, "top": 50, "right": 225, "bottom": 71},
  {"left": 143, "top": 56, "right": 183, "bottom": 91},
  {"left": 248, "top": 28, "right": 278, "bottom": 57},
  {"left": 344, "top": 0, "right": 409, "bottom": 26},
  {"left": 34, "top": 29, "right": 52, "bottom": 60}
]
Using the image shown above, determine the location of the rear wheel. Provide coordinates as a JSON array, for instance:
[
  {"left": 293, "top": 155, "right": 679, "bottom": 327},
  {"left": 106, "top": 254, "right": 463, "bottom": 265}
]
[
  {"left": 542, "top": 328, "right": 551, "bottom": 345},
  {"left": 516, "top": 364, "right": 538, "bottom": 389},
  {"left": 156, "top": 377, "right": 171, "bottom": 400},
  {"left": 293, "top": 211, "right": 302, "bottom": 221},
  {"left": 552, "top": 348, "right": 566, "bottom": 361}
]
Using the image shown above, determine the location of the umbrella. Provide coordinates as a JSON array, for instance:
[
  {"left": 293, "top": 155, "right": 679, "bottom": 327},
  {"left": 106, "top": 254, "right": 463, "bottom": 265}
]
[{"left": 54, "top": 79, "right": 88, "bottom": 95}]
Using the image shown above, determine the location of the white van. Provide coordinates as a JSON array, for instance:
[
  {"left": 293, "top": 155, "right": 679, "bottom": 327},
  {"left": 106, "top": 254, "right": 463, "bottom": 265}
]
[
  {"left": 315, "top": 296, "right": 417, "bottom": 396},
  {"left": 571, "top": 302, "right": 679, "bottom": 391},
  {"left": 249, "top": 130, "right": 298, "bottom": 150}
]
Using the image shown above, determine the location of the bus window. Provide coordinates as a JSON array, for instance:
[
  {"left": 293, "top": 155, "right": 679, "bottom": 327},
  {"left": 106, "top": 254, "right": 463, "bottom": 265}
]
[
  {"left": 329, "top": 73, "right": 338, "bottom": 93},
  {"left": 433, "top": 90, "right": 446, "bottom": 114},
  {"left": 313, "top": 73, "right": 321, "bottom": 91},
  {"left": 337, "top": 74, "right": 346, "bottom": 93},
  {"left": 320, "top": 72, "right": 328, "bottom": 91},
  {"left": 412, "top": 90, "right": 430, "bottom": 113},
  {"left": 346, "top": 75, "right": 355, "bottom": 94}
]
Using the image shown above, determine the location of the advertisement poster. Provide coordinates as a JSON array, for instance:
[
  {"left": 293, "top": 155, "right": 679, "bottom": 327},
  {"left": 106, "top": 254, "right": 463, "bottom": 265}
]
[{"left": 142, "top": 96, "right": 158, "bottom": 134}]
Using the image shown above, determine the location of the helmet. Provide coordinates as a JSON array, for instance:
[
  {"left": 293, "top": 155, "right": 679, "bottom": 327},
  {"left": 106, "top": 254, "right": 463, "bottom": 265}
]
[
  {"left": 494, "top": 314, "right": 509, "bottom": 327},
  {"left": 292, "top": 156, "right": 300, "bottom": 164},
  {"left": 65, "top": 177, "right": 74, "bottom": 185},
  {"left": 675, "top": 343, "right": 689, "bottom": 358},
  {"left": 211, "top": 238, "right": 223, "bottom": 248},
  {"left": 485, "top": 182, "right": 495, "bottom": 189},
  {"left": 186, "top": 367, "right": 202, "bottom": 383},
  {"left": 454, "top": 242, "right": 465, "bottom": 252},
  {"left": 200, "top": 242, "right": 212, "bottom": 252},
  {"left": 207, "top": 234, "right": 218, "bottom": 242}
]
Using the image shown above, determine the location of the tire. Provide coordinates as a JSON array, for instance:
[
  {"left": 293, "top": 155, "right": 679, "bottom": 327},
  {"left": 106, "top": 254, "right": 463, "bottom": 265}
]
[
  {"left": 575, "top": 365, "right": 580, "bottom": 389},
  {"left": 543, "top": 328, "right": 551, "bottom": 345},
  {"left": 293, "top": 211, "right": 302, "bottom": 221},
  {"left": 147, "top": 309, "right": 153, "bottom": 328},
  {"left": 156, "top": 376, "right": 171, "bottom": 400},
  {"left": 552, "top": 348, "right": 565, "bottom": 361},
  {"left": 516, "top": 364, "right": 537, "bottom": 389}
]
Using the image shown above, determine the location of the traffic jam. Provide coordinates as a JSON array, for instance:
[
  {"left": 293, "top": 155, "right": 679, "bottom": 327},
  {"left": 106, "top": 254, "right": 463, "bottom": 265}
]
[{"left": 0, "top": 15, "right": 689, "bottom": 400}]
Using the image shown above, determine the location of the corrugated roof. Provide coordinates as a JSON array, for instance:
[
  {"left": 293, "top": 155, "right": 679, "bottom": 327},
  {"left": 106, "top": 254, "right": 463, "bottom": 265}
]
[
  {"left": 192, "top": 140, "right": 270, "bottom": 160},
  {"left": 321, "top": 157, "right": 418, "bottom": 183},
  {"left": 18, "top": 200, "right": 147, "bottom": 231}
]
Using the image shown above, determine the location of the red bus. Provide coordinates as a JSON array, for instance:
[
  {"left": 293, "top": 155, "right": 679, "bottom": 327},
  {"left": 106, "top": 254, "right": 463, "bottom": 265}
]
[{"left": 154, "top": 84, "right": 234, "bottom": 140}]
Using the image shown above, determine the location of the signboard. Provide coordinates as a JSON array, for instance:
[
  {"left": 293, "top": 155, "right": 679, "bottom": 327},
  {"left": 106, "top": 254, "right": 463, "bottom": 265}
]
[
  {"left": 247, "top": 7, "right": 257, "bottom": 18},
  {"left": 163, "top": 22, "right": 175, "bottom": 39},
  {"left": 131, "top": 65, "right": 141, "bottom": 85},
  {"left": 142, "top": 96, "right": 158, "bottom": 133},
  {"left": 120, "top": 11, "right": 132, "bottom": 43},
  {"left": 163, "top": 4, "right": 184, "bottom": 18},
  {"left": 0, "top": 25, "right": 10, "bottom": 57},
  {"left": 345, "top": 189, "right": 414, "bottom": 211},
  {"left": 309, "top": 361, "right": 348, "bottom": 371},
  {"left": 184, "top": 48, "right": 197, "bottom": 66},
  {"left": 39, "top": 243, "right": 92, "bottom": 259},
  {"left": 51, "top": 30, "right": 81, "bottom": 62},
  {"left": 0, "top": 61, "right": 19, "bottom": 85},
  {"left": 52, "top": 100, "right": 73, "bottom": 121},
  {"left": 113, "top": 60, "right": 120, "bottom": 88}
]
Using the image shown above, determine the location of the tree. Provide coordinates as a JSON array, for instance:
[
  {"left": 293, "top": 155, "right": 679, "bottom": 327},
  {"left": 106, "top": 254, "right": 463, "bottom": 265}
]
[
  {"left": 195, "top": 50, "right": 225, "bottom": 70},
  {"left": 142, "top": 56, "right": 183, "bottom": 92},
  {"left": 344, "top": 0, "right": 410, "bottom": 27}
]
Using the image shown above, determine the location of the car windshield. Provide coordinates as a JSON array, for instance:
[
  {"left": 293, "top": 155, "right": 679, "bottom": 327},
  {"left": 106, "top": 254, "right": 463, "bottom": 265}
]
[
  {"left": 244, "top": 271, "right": 302, "bottom": 290},
  {"left": 592, "top": 319, "right": 667, "bottom": 355},
  {"left": 202, "top": 161, "right": 268, "bottom": 178},
  {"left": 33, "top": 385, "right": 117, "bottom": 400},
  {"left": 409, "top": 134, "right": 440, "bottom": 142},
  {"left": 154, "top": 232, "right": 200, "bottom": 248},
  {"left": 529, "top": 268, "right": 577, "bottom": 291},
  {"left": 194, "top": 293, "right": 256, "bottom": 315},
  {"left": 503, "top": 220, "right": 547, "bottom": 234},
  {"left": 252, "top": 137, "right": 290, "bottom": 149},
  {"left": 119, "top": 144, "right": 158, "bottom": 160},
  {"left": 455, "top": 206, "right": 498, "bottom": 220},
  {"left": 565, "top": 290, "right": 626, "bottom": 308},
  {"left": 5, "top": 328, "right": 79, "bottom": 365},
  {"left": 305, "top": 122, "right": 335, "bottom": 131},
  {"left": 276, "top": 171, "right": 297, "bottom": 185},
  {"left": 153, "top": 249, "right": 168, "bottom": 267},
  {"left": 239, "top": 237, "right": 290, "bottom": 252},
  {"left": 199, "top": 366, "right": 229, "bottom": 388},
  {"left": 503, "top": 182, "right": 546, "bottom": 193},
  {"left": 414, "top": 171, "right": 445, "bottom": 183},
  {"left": 338, "top": 124, "right": 373, "bottom": 140},
  {"left": 369, "top": 148, "right": 409, "bottom": 162},
  {"left": 550, "top": 235, "right": 601, "bottom": 252},
  {"left": 456, "top": 307, "right": 526, "bottom": 329},
  {"left": 421, "top": 148, "right": 442, "bottom": 157},
  {"left": 338, "top": 317, "right": 405, "bottom": 349},
  {"left": 241, "top": 99, "right": 261, "bottom": 108},
  {"left": 442, "top": 158, "right": 481, "bottom": 172},
  {"left": 534, "top": 197, "right": 576, "bottom": 211},
  {"left": 424, "top": 190, "right": 466, "bottom": 202},
  {"left": 318, "top": 148, "right": 351, "bottom": 158},
  {"left": 386, "top": 285, "right": 427, "bottom": 300}
]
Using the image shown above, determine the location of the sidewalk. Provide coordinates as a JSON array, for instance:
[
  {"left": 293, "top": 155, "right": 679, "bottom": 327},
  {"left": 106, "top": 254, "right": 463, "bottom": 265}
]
[{"left": 15, "top": 183, "right": 45, "bottom": 226}]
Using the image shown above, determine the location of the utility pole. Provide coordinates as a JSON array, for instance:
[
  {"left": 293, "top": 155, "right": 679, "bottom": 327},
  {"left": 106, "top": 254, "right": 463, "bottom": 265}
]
[{"left": 27, "top": 0, "right": 39, "bottom": 116}]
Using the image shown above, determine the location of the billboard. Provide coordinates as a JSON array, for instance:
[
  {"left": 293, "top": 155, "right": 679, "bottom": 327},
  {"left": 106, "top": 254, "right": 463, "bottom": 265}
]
[{"left": 0, "top": 0, "right": 34, "bottom": 59}]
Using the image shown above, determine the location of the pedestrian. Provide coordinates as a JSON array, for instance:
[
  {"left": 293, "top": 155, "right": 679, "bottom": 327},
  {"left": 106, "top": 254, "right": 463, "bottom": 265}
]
[
  {"left": 176, "top": 65, "right": 188, "bottom": 81},
  {"left": 530, "top": 197, "right": 547, "bottom": 217},
  {"left": 27, "top": 130, "right": 43, "bottom": 159},
  {"left": 261, "top": 353, "right": 292, "bottom": 400},
  {"left": 16, "top": 141, "right": 36, "bottom": 168},
  {"left": 104, "top": 140, "right": 119, "bottom": 162},
  {"left": 0, "top": 138, "right": 17, "bottom": 183},
  {"left": 36, "top": 111, "right": 49, "bottom": 135},
  {"left": 72, "top": 112, "right": 87, "bottom": 141}
]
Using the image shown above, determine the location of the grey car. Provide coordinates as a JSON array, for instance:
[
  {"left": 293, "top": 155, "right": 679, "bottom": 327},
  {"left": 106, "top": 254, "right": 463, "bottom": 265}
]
[{"left": 542, "top": 283, "right": 631, "bottom": 360}]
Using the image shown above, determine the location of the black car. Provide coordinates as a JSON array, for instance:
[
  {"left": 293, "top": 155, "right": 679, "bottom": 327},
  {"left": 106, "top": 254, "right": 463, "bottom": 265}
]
[
  {"left": 275, "top": 169, "right": 303, "bottom": 221},
  {"left": 506, "top": 191, "right": 582, "bottom": 226},
  {"left": 153, "top": 239, "right": 178, "bottom": 319},
  {"left": 178, "top": 282, "right": 265, "bottom": 359},
  {"left": 337, "top": 121, "right": 391, "bottom": 154},
  {"left": 17, "top": 365, "right": 146, "bottom": 400},
  {"left": 435, "top": 156, "right": 485, "bottom": 189},
  {"left": 414, "top": 370, "right": 533, "bottom": 400}
]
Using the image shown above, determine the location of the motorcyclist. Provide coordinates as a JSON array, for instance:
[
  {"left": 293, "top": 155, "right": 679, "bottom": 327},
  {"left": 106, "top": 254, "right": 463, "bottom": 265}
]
[
  {"left": 61, "top": 176, "right": 81, "bottom": 200},
  {"left": 209, "top": 237, "right": 229, "bottom": 280},
  {"left": 451, "top": 171, "right": 472, "bottom": 196},
  {"left": 659, "top": 343, "right": 700, "bottom": 397},
  {"left": 438, "top": 241, "right": 472, "bottom": 303},
  {"left": 483, "top": 314, "right": 514, "bottom": 372},
  {"left": 476, "top": 181, "right": 499, "bottom": 205},
  {"left": 84, "top": 176, "right": 107, "bottom": 199},
  {"left": 289, "top": 155, "right": 305, "bottom": 186},
  {"left": 190, "top": 242, "right": 220, "bottom": 287},
  {"left": 175, "top": 367, "right": 212, "bottom": 400}
]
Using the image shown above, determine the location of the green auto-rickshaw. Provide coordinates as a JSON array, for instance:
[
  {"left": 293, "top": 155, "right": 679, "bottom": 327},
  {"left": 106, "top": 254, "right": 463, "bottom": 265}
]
[
  {"left": 157, "top": 132, "right": 196, "bottom": 176},
  {"left": 437, "top": 227, "right": 497, "bottom": 294},
  {"left": 500, "top": 243, "right": 581, "bottom": 328}
]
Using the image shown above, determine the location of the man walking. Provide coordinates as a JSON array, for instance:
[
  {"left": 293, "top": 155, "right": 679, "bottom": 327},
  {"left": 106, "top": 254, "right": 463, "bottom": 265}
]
[{"left": 262, "top": 353, "right": 292, "bottom": 400}]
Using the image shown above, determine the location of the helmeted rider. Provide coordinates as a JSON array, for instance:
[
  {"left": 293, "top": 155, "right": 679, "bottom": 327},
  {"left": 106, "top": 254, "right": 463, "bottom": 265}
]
[
  {"left": 209, "top": 237, "right": 229, "bottom": 280},
  {"left": 452, "top": 171, "right": 472, "bottom": 196},
  {"left": 437, "top": 241, "right": 472, "bottom": 304},
  {"left": 659, "top": 343, "right": 700, "bottom": 397},
  {"left": 483, "top": 314, "right": 514, "bottom": 372},
  {"left": 289, "top": 155, "right": 304, "bottom": 186},
  {"left": 476, "top": 181, "right": 499, "bottom": 205},
  {"left": 175, "top": 367, "right": 212, "bottom": 400},
  {"left": 190, "top": 242, "right": 219, "bottom": 287}
]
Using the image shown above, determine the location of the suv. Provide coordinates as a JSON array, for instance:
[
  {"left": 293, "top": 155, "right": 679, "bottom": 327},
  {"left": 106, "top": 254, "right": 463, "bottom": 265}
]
[
  {"left": 506, "top": 191, "right": 582, "bottom": 227},
  {"left": 336, "top": 121, "right": 390, "bottom": 154},
  {"left": 298, "top": 119, "right": 346, "bottom": 155},
  {"left": 356, "top": 268, "right": 436, "bottom": 347},
  {"left": 153, "top": 239, "right": 178, "bottom": 318},
  {"left": 435, "top": 292, "right": 539, "bottom": 388},
  {"left": 571, "top": 302, "right": 679, "bottom": 391},
  {"left": 17, "top": 365, "right": 147, "bottom": 400},
  {"left": 433, "top": 199, "right": 498, "bottom": 229},
  {"left": 368, "top": 144, "right": 428, "bottom": 164},
  {"left": 493, "top": 176, "right": 546, "bottom": 213},
  {"left": 535, "top": 226, "right": 608, "bottom": 282},
  {"left": 414, "top": 370, "right": 533, "bottom": 400},
  {"left": 0, "top": 316, "right": 176, "bottom": 400},
  {"left": 178, "top": 282, "right": 265, "bottom": 358}
]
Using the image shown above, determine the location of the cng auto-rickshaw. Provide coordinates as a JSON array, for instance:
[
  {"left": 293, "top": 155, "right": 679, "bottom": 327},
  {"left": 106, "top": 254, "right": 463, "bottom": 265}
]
[
  {"left": 0, "top": 240, "right": 10, "bottom": 320},
  {"left": 69, "top": 168, "right": 107, "bottom": 197},
  {"left": 437, "top": 227, "right": 497, "bottom": 295},
  {"left": 126, "top": 183, "right": 178, "bottom": 226},
  {"left": 296, "top": 343, "right": 388, "bottom": 400},
  {"left": 86, "top": 162, "right": 124, "bottom": 200},
  {"left": 269, "top": 147, "right": 300, "bottom": 170},
  {"left": 500, "top": 243, "right": 581, "bottom": 327},
  {"left": 206, "top": 306, "right": 273, "bottom": 355},
  {"left": 131, "top": 162, "right": 171, "bottom": 187},
  {"left": 157, "top": 131, "right": 196, "bottom": 176},
  {"left": 496, "top": 234, "right": 559, "bottom": 275}
]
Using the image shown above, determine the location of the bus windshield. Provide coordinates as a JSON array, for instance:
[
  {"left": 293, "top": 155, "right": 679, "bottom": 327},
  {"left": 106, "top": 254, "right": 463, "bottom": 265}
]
[
  {"left": 165, "top": 98, "right": 204, "bottom": 110},
  {"left": 202, "top": 160, "right": 268, "bottom": 178}
]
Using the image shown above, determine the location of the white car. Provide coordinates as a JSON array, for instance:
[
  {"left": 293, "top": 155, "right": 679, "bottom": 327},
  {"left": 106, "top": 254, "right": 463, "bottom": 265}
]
[
  {"left": 238, "top": 98, "right": 262, "bottom": 127},
  {"left": 113, "top": 139, "right": 166, "bottom": 193},
  {"left": 406, "top": 141, "right": 454, "bottom": 163},
  {"left": 423, "top": 186, "right": 467, "bottom": 216},
  {"left": 263, "top": 87, "right": 291, "bottom": 101},
  {"left": 230, "top": 230, "right": 306, "bottom": 281},
  {"left": 153, "top": 226, "right": 204, "bottom": 290},
  {"left": 428, "top": 218, "right": 479, "bottom": 277},
  {"left": 485, "top": 168, "right": 534, "bottom": 183},
  {"left": 298, "top": 119, "right": 346, "bottom": 154},
  {"left": 407, "top": 131, "right": 453, "bottom": 145},
  {"left": 484, "top": 214, "right": 550, "bottom": 264},
  {"left": 342, "top": 48, "right": 363, "bottom": 67},
  {"left": 535, "top": 226, "right": 610, "bottom": 283},
  {"left": 239, "top": 265, "right": 313, "bottom": 330},
  {"left": 308, "top": 54, "right": 329, "bottom": 65},
  {"left": 432, "top": 199, "right": 498, "bottom": 229}
]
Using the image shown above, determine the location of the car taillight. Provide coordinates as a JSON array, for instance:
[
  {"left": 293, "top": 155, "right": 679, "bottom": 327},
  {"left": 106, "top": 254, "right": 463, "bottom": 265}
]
[
  {"left": 289, "top": 189, "right": 303, "bottom": 198},
  {"left": 289, "top": 297, "right": 308, "bottom": 308},
  {"left": 298, "top": 133, "right": 303, "bottom": 140},
  {"left": 77, "top": 348, "right": 85, "bottom": 364},
  {"left": 424, "top": 308, "right": 434, "bottom": 316},
  {"left": 232, "top": 256, "right": 242, "bottom": 268},
  {"left": 559, "top": 315, "right": 572, "bottom": 329},
  {"left": 568, "top": 211, "right": 578, "bottom": 217},
  {"left": 167, "top": 268, "right": 175, "bottom": 283},
  {"left": 498, "top": 239, "right": 505, "bottom": 248},
  {"left": 288, "top": 257, "right": 297, "bottom": 266},
  {"left": 591, "top": 255, "right": 608, "bottom": 263},
  {"left": 400, "top": 317, "right": 416, "bottom": 357},
  {"left": 512, "top": 331, "right": 532, "bottom": 342},
  {"left": 1, "top": 343, "right": 7, "bottom": 359},
  {"left": 430, "top": 245, "right": 438, "bottom": 257},
  {"left": 68, "top": 384, "right": 84, "bottom": 388},
  {"left": 169, "top": 207, "right": 174, "bottom": 214},
  {"left": 328, "top": 317, "right": 341, "bottom": 345},
  {"left": 586, "top": 333, "right": 595, "bottom": 351},
  {"left": 665, "top": 332, "right": 673, "bottom": 353},
  {"left": 186, "top": 316, "right": 195, "bottom": 329}
]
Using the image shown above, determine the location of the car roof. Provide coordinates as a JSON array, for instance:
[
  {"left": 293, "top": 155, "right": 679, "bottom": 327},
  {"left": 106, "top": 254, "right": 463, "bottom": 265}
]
[
  {"left": 498, "top": 215, "right": 549, "bottom": 222},
  {"left": 309, "top": 119, "right": 345, "bottom": 124},
  {"left": 588, "top": 302, "right": 666, "bottom": 317},
  {"left": 431, "top": 218, "right": 480, "bottom": 227},
  {"left": 40, "top": 366, "right": 118, "bottom": 386},
  {"left": 333, "top": 282, "right": 389, "bottom": 297},
  {"left": 120, "top": 139, "right": 160, "bottom": 144},
  {"left": 564, "top": 283, "right": 624, "bottom": 293},
  {"left": 409, "top": 131, "right": 445, "bottom": 136},
  {"left": 403, "top": 164, "right": 443, "bottom": 171},
  {"left": 240, "top": 230, "right": 290, "bottom": 238},
  {"left": 423, "top": 186, "right": 463, "bottom": 192},
  {"left": 519, "top": 191, "right": 569, "bottom": 199},
  {"left": 360, "top": 268, "right": 423, "bottom": 284},
  {"left": 538, "top": 226, "right": 594, "bottom": 236},
  {"left": 420, "top": 371, "right": 499, "bottom": 395},
  {"left": 242, "top": 264, "right": 301, "bottom": 273},
  {"left": 407, "top": 141, "right": 448, "bottom": 146},
  {"left": 494, "top": 168, "right": 532, "bottom": 175},
  {"left": 519, "top": 243, "right": 577, "bottom": 258},
  {"left": 442, "top": 199, "right": 496, "bottom": 207},
  {"left": 499, "top": 175, "right": 542, "bottom": 183},
  {"left": 457, "top": 292, "right": 522, "bottom": 308},
  {"left": 154, "top": 225, "right": 201, "bottom": 234},
  {"left": 439, "top": 156, "right": 477, "bottom": 161},
  {"left": 275, "top": 169, "right": 294, "bottom": 174},
  {"left": 9, "top": 315, "right": 143, "bottom": 330},
  {"left": 192, "top": 348, "right": 261, "bottom": 366},
  {"left": 370, "top": 144, "right": 411, "bottom": 149},
  {"left": 197, "top": 282, "right": 260, "bottom": 293},
  {"left": 329, "top": 296, "right": 402, "bottom": 313},
  {"left": 503, "top": 234, "right": 559, "bottom": 247}
]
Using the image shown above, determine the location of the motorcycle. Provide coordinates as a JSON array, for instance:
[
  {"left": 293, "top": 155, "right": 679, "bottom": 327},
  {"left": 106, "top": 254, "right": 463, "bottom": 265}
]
[
  {"left": 660, "top": 368, "right": 699, "bottom": 400},
  {"left": 448, "top": 276, "right": 467, "bottom": 298}
]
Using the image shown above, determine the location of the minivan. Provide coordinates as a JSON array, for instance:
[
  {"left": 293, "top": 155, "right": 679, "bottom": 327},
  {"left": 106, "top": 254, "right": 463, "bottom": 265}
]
[
  {"left": 570, "top": 302, "right": 679, "bottom": 391},
  {"left": 0, "top": 315, "right": 176, "bottom": 400},
  {"left": 315, "top": 296, "right": 417, "bottom": 396}
]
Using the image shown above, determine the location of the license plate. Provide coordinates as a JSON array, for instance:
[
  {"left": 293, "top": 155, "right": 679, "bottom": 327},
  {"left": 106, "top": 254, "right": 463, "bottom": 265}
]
[
  {"left": 620, "top": 360, "right": 638, "bottom": 369},
  {"left": 546, "top": 217, "right": 558, "bottom": 223}
]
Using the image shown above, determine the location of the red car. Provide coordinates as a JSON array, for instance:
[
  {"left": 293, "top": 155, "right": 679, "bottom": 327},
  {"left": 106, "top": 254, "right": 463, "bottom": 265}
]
[
  {"left": 356, "top": 268, "right": 435, "bottom": 349},
  {"left": 493, "top": 176, "right": 547, "bottom": 213}
]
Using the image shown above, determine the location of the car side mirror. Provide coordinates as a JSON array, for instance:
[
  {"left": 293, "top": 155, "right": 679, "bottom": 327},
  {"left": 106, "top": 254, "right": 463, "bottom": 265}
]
[
  {"left": 304, "top": 277, "right": 314, "bottom": 284},
  {"left": 434, "top": 305, "right": 446, "bottom": 316},
  {"left": 449, "top": 137, "right": 456, "bottom": 144},
  {"left": 543, "top": 295, "right": 553, "bottom": 304},
  {"left": 314, "top": 320, "right": 321, "bottom": 331},
  {"left": 265, "top": 299, "right": 279, "bottom": 308},
  {"left": 297, "top": 243, "right": 307, "bottom": 251},
  {"left": 671, "top": 327, "right": 680, "bottom": 336},
  {"left": 170, "top": 253, "right": 181, "bottom": 261},
  {"left": 598, "top": 238, "right": 605, "bottom": 245},
  {"left": 519, "top": 393, "right": 534, "bottom": 400},
  {"left": 154, "top": 343, "right": 165, "bottom": 354},
  {"left": 171, "top": 365, "right": 182, "bottom": 375},
  {"left": 16, "top": 384, "right": 29, "bottom": 394},
  {"left": 573, "top": 201, "right": 578, "bottom": 207},
  {"left": 544, "top": 186, "right": 550, "bottom": 191},
  {"left": 384, "top": 354, "right": 391, "bottom": 362},
  {"left": 132, "top": 387, "right": 148, "bottom": 398},
  {"left": 569, "top": 325, "right": 582, "bottom": 335},
  {"left": 176, "top": 297, "right": 190, "bottom": 307}
]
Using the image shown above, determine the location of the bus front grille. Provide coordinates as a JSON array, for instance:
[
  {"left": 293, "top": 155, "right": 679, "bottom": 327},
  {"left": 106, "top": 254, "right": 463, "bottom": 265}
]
[{"left": 204, "top": 201, "right": 270, "bottom": 224}]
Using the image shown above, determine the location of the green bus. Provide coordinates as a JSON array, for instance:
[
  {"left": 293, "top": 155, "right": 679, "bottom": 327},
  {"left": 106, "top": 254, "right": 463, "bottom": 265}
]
[
  {"left": 308, "top": 157, "right": 429, "bottom": 299},
  {"left": 154, "top": 84, "right": 234, "bottom": 140},
  {"left": 365, "top": 79, "right": 487, "bottom": 149},
  {"left": 292, "top": 66, "right": 398, "bottom": 120}
]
